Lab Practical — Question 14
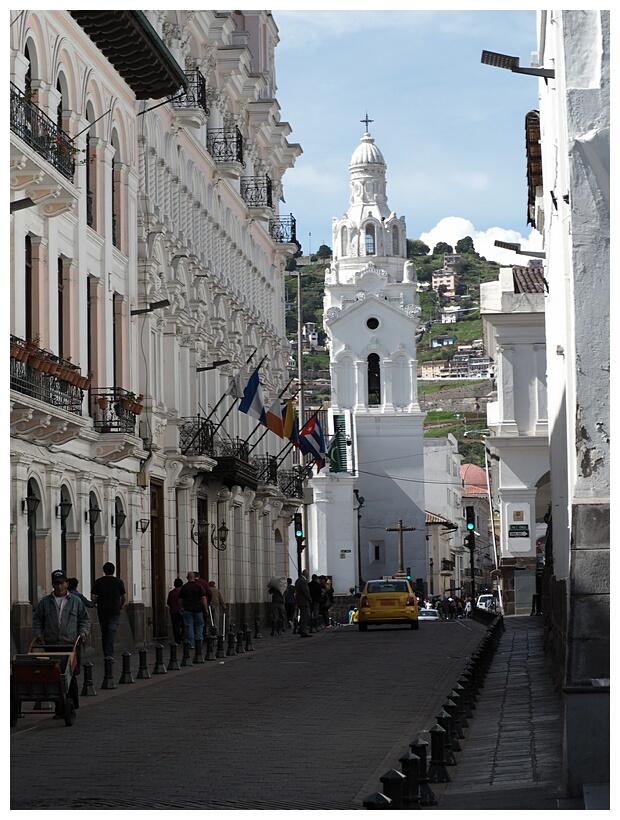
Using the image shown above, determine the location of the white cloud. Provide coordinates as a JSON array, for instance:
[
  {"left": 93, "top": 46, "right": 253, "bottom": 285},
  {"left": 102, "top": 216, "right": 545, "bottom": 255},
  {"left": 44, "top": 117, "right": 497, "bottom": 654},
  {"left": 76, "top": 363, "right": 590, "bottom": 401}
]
[{"left": 419, "top": 217, "right": 543, "bottom": 265}]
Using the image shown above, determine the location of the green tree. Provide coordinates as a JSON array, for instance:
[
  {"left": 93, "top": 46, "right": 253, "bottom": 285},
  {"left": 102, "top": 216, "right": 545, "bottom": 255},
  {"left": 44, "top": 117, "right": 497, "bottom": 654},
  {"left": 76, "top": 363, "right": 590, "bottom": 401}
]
[
  {"left": 433, "top": 241, "right": 454, "bottom": 255},
  {"left": 285, "top": 256, "right": 297, "bottom": 271},
  {"left": 407, "top": 239, "right": 430, "bottom": 257},
  {"left": 455, "top": 236, "right": 476, "bottom": 254},
  {"left": 316, "top": 244, "right": 332, "bottom": 259}
]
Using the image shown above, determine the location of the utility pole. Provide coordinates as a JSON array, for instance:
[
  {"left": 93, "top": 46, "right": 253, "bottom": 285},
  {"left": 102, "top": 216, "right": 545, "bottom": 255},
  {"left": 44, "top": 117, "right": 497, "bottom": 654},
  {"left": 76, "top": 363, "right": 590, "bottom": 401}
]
[{"left": 385, "top": 519, "right": 415, "bottom": 576}]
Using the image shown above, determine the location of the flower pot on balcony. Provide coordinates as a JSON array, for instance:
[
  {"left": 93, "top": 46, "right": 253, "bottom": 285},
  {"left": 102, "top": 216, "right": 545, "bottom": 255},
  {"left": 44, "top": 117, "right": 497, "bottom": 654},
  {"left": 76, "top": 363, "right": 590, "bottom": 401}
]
[
  {"left": 121, "top": 398, "right": 133, "bottom": 413},
  {"left": 97, "top": 396, "right": 108, "bottom": 410},
  {"left": 29, "top": 355, "right": 47, "bottom": 372},
  {"left": 76, "top": 375, "right": 91, "bottom": 390},
  {"left": 132, "top": 402, "right": 144, "bottom": 415},
  {"left": 11, "top": 344, "right": 29, "bottom": 363}
]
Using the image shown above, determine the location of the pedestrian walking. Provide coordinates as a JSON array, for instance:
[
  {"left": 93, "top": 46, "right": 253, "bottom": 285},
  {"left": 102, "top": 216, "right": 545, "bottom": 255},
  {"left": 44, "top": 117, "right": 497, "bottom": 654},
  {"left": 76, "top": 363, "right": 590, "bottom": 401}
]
[
  {"left": 68, "top": 577, "right": 95, "bottom": 608},
  {"left": 208, "top": 580, "right": 227, "bottom": 634},
  {"left": 167, "top": 578, "right": 184, "bottom": 644},
  {"left": 267, "top": 576, "right": 287, "bottom": 633},
  {"left": 91, "top": 562, "right": 126, "bottom": 657},
  {"left": 33, "top": 569, "right": 91, "bottom": 717},
  {"left": 284, "top": 577, "right": 296, "bottom": 628},
  {"left": 465, "top": 598, "right": 472, "bottom": 619},
  {"left": 309, "top": 573, "right": 322, "bottom": 626},
  {"left": 193, "top": 571, "right": 213, "bottom": 637},
  {"left": 295, "top": 569, "right": 312, "bottom": 637},
  {"left": 178, "top": 572, "right": 208, "bottom": 648},
  {"left": 319, "top": 575, "right": 334, "bottom": 627}
]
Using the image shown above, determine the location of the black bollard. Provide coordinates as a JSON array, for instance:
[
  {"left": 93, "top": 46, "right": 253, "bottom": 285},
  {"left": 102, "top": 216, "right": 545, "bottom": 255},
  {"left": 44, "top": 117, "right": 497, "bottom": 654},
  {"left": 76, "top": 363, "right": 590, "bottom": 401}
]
[
  {"left": 399, "top": 751, "right": 422, "bottom": 808},
  {"left": 447, "top": 690, "right": 465, "bottom": 738},
  {"left": 205, "top": 634, "right": 215, "bottom": 661},
  {"left": 442, "top": 698, "right": 462, "bottom": 751},
  {"left": 427, "top": 724, "right": 451, "bottom": 783},
  {"left": 409, "top": 738, "right": 437, "bottom": 807},
  {"left": 379, "top": 769, "right": 406, "bottom": 809},
  {"left": 152, "top": 644, "right": 167, "bottom": 674},
  {"left": 167, "top": 643, "right": 181, "bottom": 671},
  {"left": 457, "top": 674, "right": 475, "bottom": 717},
  {"left": 235, "top": 631, "right": 245, "bottom": 654},
  {"left": 137, "top": 648, "right": 151, "bottom": 679},
  {"left": 244, "top": 627, "right": 254, "bottom": 652},
  {"left": 453, "top": 681, "right": 469, "bottom": 728},
  {"left": 362, "top": 792, "right": 392, "bottom": 810},
  {"left": 226, "top": 631, "right": 236, "bottom": 656},
  {"left": 254, "top": 618, "right": 262, "bottom": 639},
  {"left": 81, "top": 661, "right": 97, "bottom": 697},
  {"left": 436, "top": 709, "right": 457, "bottom": 764},
  {"left": 101, "top": 655, "right": 117, "bottom": 689},
  {"left": 118, "top": 651, "right": 134, "bottom": 684},
  {"left": 216, "top": 633, "right": 225, "bottom": 659},
  {"left": 180, "top": 640, "right": 193, "bottom": 667},
  {"left": 193, "top": 638, "right": 205, "bottom": 664}
]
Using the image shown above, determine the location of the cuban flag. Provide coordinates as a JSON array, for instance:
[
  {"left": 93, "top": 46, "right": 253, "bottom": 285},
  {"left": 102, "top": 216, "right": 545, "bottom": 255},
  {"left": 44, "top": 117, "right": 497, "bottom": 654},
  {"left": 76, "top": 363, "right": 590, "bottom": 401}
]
[
  {"left": 299, "top": 416, "right": 327, "bottom": 471},
  {"left": 238, "top": 367, "right": 267, "bottom": 424}
]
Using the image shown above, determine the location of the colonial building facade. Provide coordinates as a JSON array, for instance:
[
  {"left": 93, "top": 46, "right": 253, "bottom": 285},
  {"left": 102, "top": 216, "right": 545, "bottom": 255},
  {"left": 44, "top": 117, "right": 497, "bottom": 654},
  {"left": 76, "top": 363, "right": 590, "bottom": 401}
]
[{"left": 10, "top": 10, "right": 301, "bottom": 652}]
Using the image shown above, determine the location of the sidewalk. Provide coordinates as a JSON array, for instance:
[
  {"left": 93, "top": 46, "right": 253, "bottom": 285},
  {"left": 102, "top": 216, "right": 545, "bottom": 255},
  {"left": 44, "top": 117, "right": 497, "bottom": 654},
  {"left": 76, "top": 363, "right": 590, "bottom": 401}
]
[{"left": 433, "top": 615, "right": 586, "bottom": 810}]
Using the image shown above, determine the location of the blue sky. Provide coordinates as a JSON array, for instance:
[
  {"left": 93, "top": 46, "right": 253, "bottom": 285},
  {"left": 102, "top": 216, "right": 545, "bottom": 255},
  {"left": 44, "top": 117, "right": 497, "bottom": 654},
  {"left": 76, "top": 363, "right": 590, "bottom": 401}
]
[{"left": 270, "top": 8, "right": 543, "bottom": 263}]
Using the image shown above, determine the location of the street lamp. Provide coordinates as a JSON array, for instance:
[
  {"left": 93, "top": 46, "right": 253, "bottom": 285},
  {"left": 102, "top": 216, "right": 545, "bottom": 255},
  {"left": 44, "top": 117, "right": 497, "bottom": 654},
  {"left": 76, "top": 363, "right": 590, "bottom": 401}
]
[{"left": 354, "top": 489, "right": 365, "bottom": 591}]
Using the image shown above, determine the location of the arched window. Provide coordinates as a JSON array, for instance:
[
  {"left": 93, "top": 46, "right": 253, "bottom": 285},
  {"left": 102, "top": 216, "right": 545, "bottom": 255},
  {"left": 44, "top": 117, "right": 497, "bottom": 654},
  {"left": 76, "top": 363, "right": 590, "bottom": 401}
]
[
  {"left": 341, "top": 226, "right": 348, "bottom": 257},
  {"left": 392, "top": 225, "right": 399, "bottom": 255},
  {"left": 365, "top": 224, "right": 375, "bottom": 255},
  {"left": 367, "top": 353, "right": 381, "bottom": 405}
]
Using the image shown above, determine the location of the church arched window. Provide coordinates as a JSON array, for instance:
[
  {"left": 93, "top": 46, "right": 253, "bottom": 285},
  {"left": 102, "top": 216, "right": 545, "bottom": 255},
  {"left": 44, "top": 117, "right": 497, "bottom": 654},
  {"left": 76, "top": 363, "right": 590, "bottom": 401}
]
[
  {"left": 341, "top": 226, "right": 348, "bottom": 257},
  {"left": 367, "top": 353, "right": 381, "bottom": 405},
  {"left": 392, "top": 225, "right": 399, "bottom": 255},
  {"left": 365, "top": 224, "right": 375, "bottom": 255}
]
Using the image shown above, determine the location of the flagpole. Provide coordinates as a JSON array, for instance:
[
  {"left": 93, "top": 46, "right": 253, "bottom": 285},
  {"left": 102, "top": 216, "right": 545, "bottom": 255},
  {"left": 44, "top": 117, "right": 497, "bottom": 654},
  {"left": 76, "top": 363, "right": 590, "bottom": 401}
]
[
  {"left": 212, "top": 352, "right": 266, "bottom": 435},
  {"left": 245, "top": 379, "right": 298, "bottom": 454},
  {"left": 296, "top": 269, "right": 308, "bottom": 572},
  {"left": 201, "top": 348, "right": 257, "bottom": 424}
]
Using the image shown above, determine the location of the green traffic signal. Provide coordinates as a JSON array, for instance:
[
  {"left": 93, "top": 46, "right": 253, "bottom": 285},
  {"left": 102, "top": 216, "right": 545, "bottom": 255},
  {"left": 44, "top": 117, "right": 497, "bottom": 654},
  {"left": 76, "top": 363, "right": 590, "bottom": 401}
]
[
  {"left": 294, "top": 512, "right": 303, "bottom": 539},
  {"left": 465, "top": 506, "right": 475, "bottom": 531}
]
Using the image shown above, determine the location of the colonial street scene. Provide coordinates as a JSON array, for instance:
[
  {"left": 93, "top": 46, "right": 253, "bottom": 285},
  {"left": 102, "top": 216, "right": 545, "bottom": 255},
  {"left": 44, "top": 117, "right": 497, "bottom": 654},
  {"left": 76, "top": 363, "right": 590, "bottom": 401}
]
[{"left": 9, "top": 9, "right": 609, "bottom": 812}]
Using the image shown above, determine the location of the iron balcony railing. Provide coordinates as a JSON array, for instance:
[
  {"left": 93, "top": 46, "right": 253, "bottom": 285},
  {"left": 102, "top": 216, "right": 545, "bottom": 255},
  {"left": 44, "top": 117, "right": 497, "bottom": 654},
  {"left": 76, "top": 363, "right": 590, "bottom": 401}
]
[
  {"left": 269, "top": 214, "right": 297, "bottom": 245},
  {"left": 215, "top": 437, "right": 251, "bottom": 461},
  {"left": 206, "top": 126, "right": 243, "bottom": 165},
  {"left": 252, "top": 455, "right": 278, "bottom": 486},
  {"left": 179, "top": 416, "right": 215, "bottom": 457},
  {"left": 441, "top": 559, "right": 455, "bottom": 572},
  {"left": 90, "top": 388, "right": 141, "bottom": 434},
  {"left": 241, "top": 174, "right": 272, "bottom": 209},
  {"left": 172, "top": 69, "right": 208, "bottom": 112},
  {"left": 10, "top": 82, "right": 76, "bottom": 180},
  {"left": 278, "top": 465, "right": 310, "bottom": 499},
  {"left": 10, "top": 353, "right": 84, "bottom": 415}
]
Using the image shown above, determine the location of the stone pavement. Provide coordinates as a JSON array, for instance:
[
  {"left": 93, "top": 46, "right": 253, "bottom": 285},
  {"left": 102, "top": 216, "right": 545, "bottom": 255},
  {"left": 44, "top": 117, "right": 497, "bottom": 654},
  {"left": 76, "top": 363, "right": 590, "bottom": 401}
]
[{"left": 433, "top": 615, "right": 586, "bottom": 810}]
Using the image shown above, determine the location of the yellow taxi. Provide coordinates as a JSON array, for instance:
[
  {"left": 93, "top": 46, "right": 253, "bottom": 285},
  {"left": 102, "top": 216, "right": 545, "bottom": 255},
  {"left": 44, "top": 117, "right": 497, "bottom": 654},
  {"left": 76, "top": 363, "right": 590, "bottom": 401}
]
[{"left": 358, "top": 576, "right": 419, "bottom": 631}]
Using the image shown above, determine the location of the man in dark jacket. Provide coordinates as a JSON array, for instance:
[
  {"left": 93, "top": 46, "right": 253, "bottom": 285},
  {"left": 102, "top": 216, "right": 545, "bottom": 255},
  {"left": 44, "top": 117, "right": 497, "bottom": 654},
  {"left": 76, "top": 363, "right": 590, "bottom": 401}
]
[
  {"left": 91, "top": 562, "right": 126, "bottom": 657},
  {"left": 178, "top": 572, "right": 209, "bottom": 648},
  {"left": 295, "top": 569, "right": 312, "bottom": 638}
]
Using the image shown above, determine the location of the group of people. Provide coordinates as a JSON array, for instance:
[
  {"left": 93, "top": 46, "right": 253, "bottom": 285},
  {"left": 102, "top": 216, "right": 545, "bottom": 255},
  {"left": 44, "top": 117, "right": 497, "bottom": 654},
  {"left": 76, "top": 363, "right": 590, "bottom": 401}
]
[
  {"left": 166, "top": 572, "right": 227, "bottom": 648},
  {"left": 31, "top": 562, "right": 126, "bottom": 718},
  {"left": 269, "top": 570, "right": 334, "bottom": 638},
  {"left": 422, "top": 595, "right": 473, "bottom": 619}
]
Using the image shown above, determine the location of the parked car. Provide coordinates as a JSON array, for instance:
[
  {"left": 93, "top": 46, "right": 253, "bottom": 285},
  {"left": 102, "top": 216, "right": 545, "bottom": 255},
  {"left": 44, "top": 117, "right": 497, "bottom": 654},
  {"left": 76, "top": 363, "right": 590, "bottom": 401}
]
[{"left": 358, "top": 577, "right": 419, "bottom": 631}]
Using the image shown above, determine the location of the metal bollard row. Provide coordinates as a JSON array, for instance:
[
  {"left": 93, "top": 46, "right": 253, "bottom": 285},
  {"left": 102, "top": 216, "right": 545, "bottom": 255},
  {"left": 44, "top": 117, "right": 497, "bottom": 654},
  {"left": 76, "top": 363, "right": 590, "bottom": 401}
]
[{"left": 363, "top": 614, "right": 504, "bottom": 809}]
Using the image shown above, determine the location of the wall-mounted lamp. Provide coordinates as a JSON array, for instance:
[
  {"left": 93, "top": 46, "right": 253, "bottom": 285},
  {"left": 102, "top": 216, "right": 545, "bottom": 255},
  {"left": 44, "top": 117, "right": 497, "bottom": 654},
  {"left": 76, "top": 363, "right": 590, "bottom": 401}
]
[
  {"left": 11, "top": 197, "right": 37, "bottom": 213},
  {"left": 481, "top": 50, "right": 555, "bottom": 80},
  {"left": 85, "top": 502, "right": 101, "bottom": 526},
  {"left": 190, "top": 517, "right": 209, "bottom": 547},
  {"left": 197, "top": 359, "right": 230, "bottom": 372},
  {"left": 136, "top": 518, "right": 150, "bottom": 533},
  {"left": 112, "top": 510, "right": 127, "bottom": 530},
  {"left": 354, "top": 489, "right": 365, "bottom": 510},
  {"left": 56, "top": 499, "right": 73, "bottom": 522},
  {"left": 131, "top": 299, "right": 171, "bottom": 316},
  {"left": 494, "top": 240, "right": 546, "bottom": 259},
  {"left": 22, "top": 494, "right": 41, "bottom": 515},
  {"left": 211, "top": 519, "right": 229, "bottom": 551}
]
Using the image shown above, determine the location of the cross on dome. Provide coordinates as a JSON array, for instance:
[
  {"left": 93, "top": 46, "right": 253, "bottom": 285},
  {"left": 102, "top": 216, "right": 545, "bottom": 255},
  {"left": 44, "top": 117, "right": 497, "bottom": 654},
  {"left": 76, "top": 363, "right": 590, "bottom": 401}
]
[{"left": 360, "top": 113, "right": 374, "bottom": 131}]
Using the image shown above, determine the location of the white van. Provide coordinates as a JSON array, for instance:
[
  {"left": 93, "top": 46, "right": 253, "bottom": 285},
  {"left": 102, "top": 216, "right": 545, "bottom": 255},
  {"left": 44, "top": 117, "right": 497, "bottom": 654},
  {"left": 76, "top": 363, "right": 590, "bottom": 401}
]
[{"left": 476, "top": 594, "right": 495, "bottom": 609}]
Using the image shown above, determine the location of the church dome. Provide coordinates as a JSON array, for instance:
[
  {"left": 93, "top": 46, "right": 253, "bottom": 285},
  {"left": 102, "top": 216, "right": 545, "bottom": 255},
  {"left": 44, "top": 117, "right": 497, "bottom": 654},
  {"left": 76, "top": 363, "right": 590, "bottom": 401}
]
[{"left": 350, "top": 132, "right": 385, "bottom": 168}]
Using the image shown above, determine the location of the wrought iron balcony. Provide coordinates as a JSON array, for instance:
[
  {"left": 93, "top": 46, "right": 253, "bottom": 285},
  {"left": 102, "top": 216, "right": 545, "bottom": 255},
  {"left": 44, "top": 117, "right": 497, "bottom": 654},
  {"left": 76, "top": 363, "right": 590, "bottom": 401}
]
[
  {"left": 211, "top": 437, "right": 258, "bottom": 490},
  {"left": 278, "top": 465, "right": 309, "bottom": 499},
  {"left": 10, "top": 337, "right": 86, "bottom": 415},
  {"left": 269, "top": 214, "right": 297, "bottom": 245},
  {"left": 440, "top": 559, "right": 455, "bottom": 573},
  {"left": 90, "top": 388, "right": 142, "bottom": 434},
  {"left": 171, "top": 69, "right": 208, "bottom": 112},
  {"left": 179, "top": 416, "right": 215, "bottom": 457},
  {"left": 207, "top": 126, "right": 243, "bottom": 165},
  {"left": 252, "top": 455, "right": 278, "bottom": 486},
  {"left": 10, "top": 82, "right": 76, "bottom": 180},
  {"left": 241, "top": 174, "right": 272, "bottom": 210}
]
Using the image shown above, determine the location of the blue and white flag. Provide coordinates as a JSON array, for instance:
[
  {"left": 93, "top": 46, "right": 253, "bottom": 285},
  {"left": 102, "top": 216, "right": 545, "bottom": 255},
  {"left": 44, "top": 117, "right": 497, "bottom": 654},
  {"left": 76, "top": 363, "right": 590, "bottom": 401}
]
[{"left": 238, "top": 366, "right": 267, "bottom": 424}]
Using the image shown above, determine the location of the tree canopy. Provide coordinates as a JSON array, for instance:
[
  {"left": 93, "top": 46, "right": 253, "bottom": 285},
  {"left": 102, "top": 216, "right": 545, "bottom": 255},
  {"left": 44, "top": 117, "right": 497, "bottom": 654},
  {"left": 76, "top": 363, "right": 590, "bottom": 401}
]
[
  {"left": 316, "top": 244, "right": 332, "bottom": 259},
  {"left": 433, "top": 241, "right": 454, "bottom": 255},
  {"left": 407, "top": 239, "right": 430, "bottom": 257},
  {"left": 455, "top": 236, "right": 476, "bottom": 254}
]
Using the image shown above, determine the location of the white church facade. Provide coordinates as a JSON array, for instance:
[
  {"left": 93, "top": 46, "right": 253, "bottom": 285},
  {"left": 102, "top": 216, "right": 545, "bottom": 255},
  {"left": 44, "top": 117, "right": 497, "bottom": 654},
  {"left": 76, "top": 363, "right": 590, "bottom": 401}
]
[{"left": 308, "top": 128, "right": 426, "bottom": 592}]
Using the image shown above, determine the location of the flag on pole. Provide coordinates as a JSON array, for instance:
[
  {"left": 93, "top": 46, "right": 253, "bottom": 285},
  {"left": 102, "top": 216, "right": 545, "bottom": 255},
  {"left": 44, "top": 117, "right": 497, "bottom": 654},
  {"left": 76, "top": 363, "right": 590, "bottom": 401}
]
[
  {"left": 281, "top": 400, "right": 299, "bottom": 447},
  {"left": 264, "top": 398, "right": 284, "bottom": 438},
  {"left": 225, "top": 371, "right": 246, "bottom": 398},
  {"left": 238, "top": 366, "right": 267, "bottom": 424},
  {"left": 299, "top": 415, "right": 327, "bottom": 471}
]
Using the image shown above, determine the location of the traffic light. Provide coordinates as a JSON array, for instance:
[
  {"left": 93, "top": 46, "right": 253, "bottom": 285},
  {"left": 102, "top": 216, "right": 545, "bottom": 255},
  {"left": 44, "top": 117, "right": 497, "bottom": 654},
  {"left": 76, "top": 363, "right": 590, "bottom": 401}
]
[
  {"left": 465, "top": 506, "right": 475, "bottom": 531},
  {"left": 294, "top": 512, "right": 303, "bottom": 539}
]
